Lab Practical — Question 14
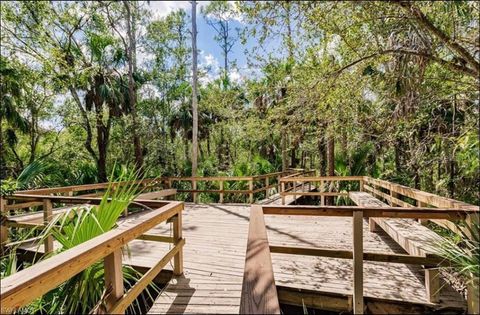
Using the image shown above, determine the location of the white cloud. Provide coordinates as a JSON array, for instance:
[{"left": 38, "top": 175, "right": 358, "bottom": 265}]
[
  {"left": 204, "top": 2, "right": 244, "bottom": 23},
  {"left": 198, "top": 52, "right": 220, "bottom": 84},
  {"left": 204, "top": 53, "right": 219, "bottom": 68},
  {"left": 148, "top": 1, "right": 209, "bottom": 19}
]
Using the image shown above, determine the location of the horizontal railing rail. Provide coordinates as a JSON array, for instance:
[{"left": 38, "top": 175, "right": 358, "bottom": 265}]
[
  {"left": 4, "top": 170, "right": 309, "bottom": 208},
  {"left": 279, "top": 176, "right": 362, "bottom": 205},
  {"left": 0, "top": 200, "right": 184, "bottom": 314},
  {"left": 163, "top": 170, "right": 299, "bottom": 203},
  {"left": 241, "top": 204, "right": 477, "bottom": 315},
  {"left": 363, "top": 176, "right": 478, "bottom": 238}
]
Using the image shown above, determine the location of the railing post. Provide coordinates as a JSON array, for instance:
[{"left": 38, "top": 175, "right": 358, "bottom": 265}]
[
  {"left": 277, "top": 176, "right": 281, "bottom": 194},
  {"left": 320, "top": 180, "right": 325, "bottom": 206},
  {"left": 353, "top": 211, "right": 364, "bottom": 314},
  {"left": 417, "top": 200, "right": 429, "bottom": 226},
  {"left": 265, "top": 177, "right": 269, "bottom": 198},
  {"left": 293, "top": 179, "right": 297, "bottom": 204},
  {"left": 468, "top": 277, "right": 480, "bottom": 314},
  {"left": 173, "top": 212, "right": 183, "bottom": 275},
  {"left": 192, "top": 179, "right": 198, "bottom": 203},
  {"left": 359, "top": 179, "right": 364, "bottom": 192},
  {"left": 104, "top": 249, "right": 124, "bottom": 312},
  {"left": 219, "top": 180, "right": 224, "bottom": 204},
  {"left": 425, "top": 267, "right": 440, "bottom": 303},
  {"left": 281, "top": 181, "right": 285, "bottom": 205},
  {"left": 0, "top": 198, "right": 8, "bottom": 253},
  {"left": 249, "top": 179, "right": 254, "bottom": 204},
  {"left": 43, "top": 199, "right": 54, "bottom": 254},
  {"left": 389, "top": 185, "right": 398, "bottom": 207}
]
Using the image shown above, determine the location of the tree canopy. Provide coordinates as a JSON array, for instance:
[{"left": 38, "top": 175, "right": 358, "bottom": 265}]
[{"left": 1, "top": 1, "right": 478, "bottom": 203}]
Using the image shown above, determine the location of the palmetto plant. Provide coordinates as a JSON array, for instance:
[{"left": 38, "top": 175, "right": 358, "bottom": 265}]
[
  {"left": 25, "top": 168, "right": 158, "bottom": 314},
  {"left": 435, "top": 215, "right": 480, "bottom": 284}
]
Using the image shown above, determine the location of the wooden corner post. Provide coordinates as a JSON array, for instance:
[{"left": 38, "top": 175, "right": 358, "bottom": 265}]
[
  {"left": 468, "top": 277, "right": 480, "bottom": 314},
  {"left": 219, "top": 180, "right": 224, "bottom": 204},
  {"left": 173, "top": 212, "right": 184, "bottom": 275},
  {"left": 192, "top": 179, "right": 198, "bottom": 203},
  {"left": 353, "top": 211, "right": 364, "bottom": 314},
  {"left": 425, "top": 267, "right": 440, "bottom": 303},
  {"left": 265, "top": 177, "right": 270, "bottom": 199},
  {"left": 43, "top": 199, "right": 54, "bottom": 254},
  {"left": 249, "top": 179, "right": 254, "bottom": 204}
]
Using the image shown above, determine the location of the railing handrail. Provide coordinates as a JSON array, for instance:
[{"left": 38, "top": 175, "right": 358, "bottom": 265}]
[
  {"left": 363, "top": 176, "right": 478, "bottom": 211},
  {"left": 280, "top": 175, "right": 363, "bottom": 182},
  {"left": 14, "top": 172, "right": 294, "bottom": 196},
  {"left": 16, "top": 178, "right": 160, "bottom": 195},
  {"left": 0, "top": 200, "right": 184, "bottom": 312}
]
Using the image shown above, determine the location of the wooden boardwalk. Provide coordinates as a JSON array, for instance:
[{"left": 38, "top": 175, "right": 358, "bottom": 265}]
[
  {"left": 14, "top": 196, "right": 465, "bottom": 313},
  {"left": 140, "top": 203, "right": 463, "bottom": 313}
]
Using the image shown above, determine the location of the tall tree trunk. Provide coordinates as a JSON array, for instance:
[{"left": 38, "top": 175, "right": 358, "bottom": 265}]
[
  {"left": 290, "top": 144, "right": 296, "bottom": 168},
  {"left": 0, "top": 123, "right": 5, "bottom": 179},
  {"left": 95, "top": 113, "right": 109, "bottom": 183},
  {"left": 327, "top": 136, "right": 335, "bottom": 176},
  {"left": 318, "top": 135, "right": 327, "bottom": 176},
  {"left": 124, "top": 1, "right": 143, "bottom": 172},
  {"left": 223, "top": 28, "right": 229, "bottom": 89},
  {"left": 191, "top": 1, "right": 199, "bottom": 178},
  {"left": 281, "top": 133, "right": 288, "bottom": 172}
]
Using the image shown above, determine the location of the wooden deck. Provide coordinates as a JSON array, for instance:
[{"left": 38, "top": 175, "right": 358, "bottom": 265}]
[
  {"left": 142, "top": 203, "right": 463, "bottom": 313},
  {"left": 14, "top": 199, "right": 465, "bottom": 313}
]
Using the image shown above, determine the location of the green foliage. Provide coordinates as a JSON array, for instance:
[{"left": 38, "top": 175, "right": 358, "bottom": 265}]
[
  {"left": 23, "top": 168, "right": 155, "bottom": 314},
  {"left": 435, "top": 215, "right": 480, "bottom": 284},
  {"left": 0, "top": 0, "right": 478, "bottom": 205}
]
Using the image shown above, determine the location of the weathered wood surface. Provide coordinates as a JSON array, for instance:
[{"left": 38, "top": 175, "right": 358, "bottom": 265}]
[
  {"left": 349, "top": 192, "right": 444, "bottom": 257},
  {"left": 148, "top": 204, "right": 251, "bottom": 314},
  {"left": 12, "top": 202, "right": 466, "bottom": 313},
  {"left": 349, "top": 192, "right": 445, "bottom": 303},
  {"left": 137, "top": 189, "right": 177, "bottom": 200},
  {"left": 264, "top": 214, "right": 465, "bottom": 309},
  {"left": 240, "top": 205, "right": 280, "bottom": 314}
]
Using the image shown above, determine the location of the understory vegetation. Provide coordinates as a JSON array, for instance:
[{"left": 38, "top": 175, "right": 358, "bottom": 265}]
[{"left": 1, "top": 1, "right": 478, "bottom": 204}]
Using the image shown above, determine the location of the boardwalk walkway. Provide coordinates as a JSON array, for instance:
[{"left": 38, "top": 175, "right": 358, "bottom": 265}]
[
  {"left": 14, "top": 191, "right": 465, "bottom": 313},
  {"left": 144, "top": 204, "right": 464, "bottom": 313}
]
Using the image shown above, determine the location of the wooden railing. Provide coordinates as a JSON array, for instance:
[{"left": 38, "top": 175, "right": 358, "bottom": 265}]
[
  {"left": 0, "top": 199, "right": 184, "bottom": 314},
  {"left": 164, "top": 171, "right": 298, "bottom": 203},
  {"left": 279, "top": 175, "right": 362, "bottom": 205},
  {"left": 1, "top": 171, "right": 308, "bottom": 251},
  {"left": 240, "top": 204, "right": 475, "bottom": 314},
  {"left": 363, "top": 176, "right": 478, "bottom": 237}
]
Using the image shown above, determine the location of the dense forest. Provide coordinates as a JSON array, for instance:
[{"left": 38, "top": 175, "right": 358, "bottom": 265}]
[{"left": 1, "top": 1, "right": 479, "bottom": 204}]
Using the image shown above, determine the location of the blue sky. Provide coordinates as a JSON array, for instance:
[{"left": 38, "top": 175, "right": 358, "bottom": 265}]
[{"left": 148, "top": 1, "right": 258, "bottom": 82}]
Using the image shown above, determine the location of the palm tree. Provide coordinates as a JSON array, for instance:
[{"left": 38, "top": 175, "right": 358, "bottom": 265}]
[{"left": 0, "top": 57, "right": 30, "bottom": 177}]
